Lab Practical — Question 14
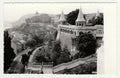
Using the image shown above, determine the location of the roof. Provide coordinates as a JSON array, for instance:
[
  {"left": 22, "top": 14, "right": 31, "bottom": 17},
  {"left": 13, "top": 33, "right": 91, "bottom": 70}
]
[
  {"left": 59, "top": 10, "right": 66, "bottom": 22},
  {"left": 76, "top": 8, "right": 85, "bottom": 22}
]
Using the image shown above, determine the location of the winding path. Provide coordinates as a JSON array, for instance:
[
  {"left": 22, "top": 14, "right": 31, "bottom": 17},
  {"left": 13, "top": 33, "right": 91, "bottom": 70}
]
[
  {"left": 29, "top": 46, "right": 44, "bottom": 63},
  {"left": 26, "top": 45, "right": 53, "bottom": 74}
]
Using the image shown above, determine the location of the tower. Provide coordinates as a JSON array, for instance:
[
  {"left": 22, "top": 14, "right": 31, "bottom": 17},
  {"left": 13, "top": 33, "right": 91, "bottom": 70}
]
[
  {"left": 56, "top": 10, "right": 66, "bottom": 41},
  {"left": 59, "top": 10, "right": 66, "bottom": 25},
  {"left": 76, "top": 8, "right": 86, "bottom": 26}
]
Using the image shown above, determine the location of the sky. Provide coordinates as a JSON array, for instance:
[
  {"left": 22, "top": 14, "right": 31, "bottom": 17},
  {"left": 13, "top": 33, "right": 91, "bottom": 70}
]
[{"left": 4, "top": 3, "right": 104, "bottom": 22}]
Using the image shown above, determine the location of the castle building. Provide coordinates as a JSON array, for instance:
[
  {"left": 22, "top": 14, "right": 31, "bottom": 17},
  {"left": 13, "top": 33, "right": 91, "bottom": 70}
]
[{"left": 56, "top": 8, "right": 103, "bottom": 55}]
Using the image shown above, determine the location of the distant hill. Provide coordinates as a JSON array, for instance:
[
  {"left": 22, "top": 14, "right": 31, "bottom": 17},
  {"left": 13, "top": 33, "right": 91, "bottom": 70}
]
[
  {"left": 26, "top": 14, "right": 51, "bottom": 23},
  {"left": 12, "top": 13, "right": 56, "bottom": 28},
  {"left": 11, "top": 12, "right": 101, "bottom": 28},
  {"left": 12, "top": 14, "right": 35, "bottom": 27}
]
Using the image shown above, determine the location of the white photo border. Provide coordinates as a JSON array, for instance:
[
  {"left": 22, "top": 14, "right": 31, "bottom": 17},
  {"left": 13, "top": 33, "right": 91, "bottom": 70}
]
[{"left": 0, "top": 0, "right": 120, "bottom": 78}]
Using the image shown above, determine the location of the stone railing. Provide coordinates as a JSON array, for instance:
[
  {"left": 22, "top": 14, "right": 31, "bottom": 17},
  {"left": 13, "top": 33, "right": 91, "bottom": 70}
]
[
  {"left": 58, "top": 24, "right": 103, "bottom": 38},
  {"left": 53, "top": 54, "right": 96, "bottom": 73},
  {"left": 25, "top": 62, "right": 53, "bottom": 73},
  {"left": 59, "top": 25, "right": 98, "bottom": 30},
  {"left": 26, "top": 54, "right": 96, "bottom": 73}
]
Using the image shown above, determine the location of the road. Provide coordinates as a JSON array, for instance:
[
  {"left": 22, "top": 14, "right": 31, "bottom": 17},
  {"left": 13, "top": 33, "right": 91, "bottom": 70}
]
[{"left": 29, "top": 46, "right": 43, "bottom": 63}]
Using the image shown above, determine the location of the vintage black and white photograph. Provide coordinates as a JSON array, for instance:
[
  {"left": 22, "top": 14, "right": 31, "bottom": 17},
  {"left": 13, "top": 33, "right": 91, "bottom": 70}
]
[{"left": 4, "top": 3, "right": 104, "bottom": 74}]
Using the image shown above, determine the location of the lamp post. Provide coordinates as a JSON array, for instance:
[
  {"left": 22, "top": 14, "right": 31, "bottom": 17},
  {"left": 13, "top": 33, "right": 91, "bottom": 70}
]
[{"left": 41, "top": 62, "right": 43, "bottom": 74}]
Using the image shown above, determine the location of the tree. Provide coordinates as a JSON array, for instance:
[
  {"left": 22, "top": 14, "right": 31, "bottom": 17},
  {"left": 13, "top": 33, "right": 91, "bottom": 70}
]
[
  {"left": 66, "top": 9, "right": 103, "bottom": 26},
  {"left": 76, "top": 32, "right": 97, "bottom": 58},
  {"left": 66, "top": 9, "right": 86, "bottom": 25},
  {"left": 4, "top": 30, "right": 16, "bottom": 73},
  {"left": 25, "top": 33, "right": 45, "bottom": 48},
  {"left": 35, "top": 54, "right": 46, "bottom": 63},
  {"left": 90, "top": 13, "right": 103, "bottom": 25},
  {"left": 21, "top": 54, "right": 29, "bottom": 66},
  {"left": 51, "top": 40, "right": 62, "bottom": 66},
  {"left": 57, "top": 46, "right": 71, "bottom": 64},
  {"left": 45, "top": 53, "right": 52, "bottom": 62},
  {"left": 32, "top": 34, "right": 44, "bottom": 45},
  {"left": 25, "top": 39, "right": 37, "bottom": 48}
]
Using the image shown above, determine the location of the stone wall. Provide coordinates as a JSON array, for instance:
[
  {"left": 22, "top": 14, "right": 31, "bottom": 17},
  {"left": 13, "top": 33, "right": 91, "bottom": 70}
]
[{"left": 57, "top": 24, "right": 103, "bottom": 55}]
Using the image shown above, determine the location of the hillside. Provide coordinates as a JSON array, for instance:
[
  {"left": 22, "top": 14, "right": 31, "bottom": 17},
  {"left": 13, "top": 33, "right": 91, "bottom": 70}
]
[
  {"left": 11, "top": 12, "right": 98, "bottom": 28},
  {"left": 12, "top": 14, "right": 35, "bottom": 27},
  {"left": 12, "top": 13, "right": 56, "bottom": 28}
]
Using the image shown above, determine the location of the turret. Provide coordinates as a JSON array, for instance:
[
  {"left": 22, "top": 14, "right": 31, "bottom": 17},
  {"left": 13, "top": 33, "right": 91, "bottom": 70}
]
[
  {"left": 59, "top": 10, "right": 66, "bottom": 25},
  {"left": 56, "top": 10, "right": 66, "bottom": 41},
  {"left": 76, "top": 8, "right": 86, "bottom": 26}
]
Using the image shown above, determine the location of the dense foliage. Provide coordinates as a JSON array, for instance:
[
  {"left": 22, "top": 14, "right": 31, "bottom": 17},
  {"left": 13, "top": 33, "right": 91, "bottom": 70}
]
[
  {"left": 66, "top": 9, "right": 79, "bottom": 25},
  {"left": 35, "top": 40, "right": 71, "bottom": 66},
  {"left": 35, "top": 54, "right": 46, "bottom": 63},
  {"left": 75, "top": 32, "right": 97, "bottom": 58},
  {"left": 4, "top": 30, "right": 16, "bottom": 73},
  {"left": 57, "top": 46, "right": 71, "bottom": 64},
  {"left": 51, "top": 41, "right": 62, "bottom": 66},
  {"left": 66, "top": 9, "right": 103, "bottom": 25},
  {"left": 89, "top": 13, "right": 103, "bottom": 25},
  {"left": 25, "top": 34, "right": 44, "bottom": 48}
]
